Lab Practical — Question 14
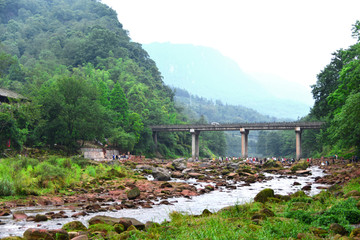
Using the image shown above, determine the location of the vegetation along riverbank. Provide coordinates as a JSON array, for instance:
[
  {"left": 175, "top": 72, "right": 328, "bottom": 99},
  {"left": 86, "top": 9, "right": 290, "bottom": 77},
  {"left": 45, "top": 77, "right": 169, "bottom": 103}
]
[{"left": 1, "top": 154, "right": 360, "bottom": 239}]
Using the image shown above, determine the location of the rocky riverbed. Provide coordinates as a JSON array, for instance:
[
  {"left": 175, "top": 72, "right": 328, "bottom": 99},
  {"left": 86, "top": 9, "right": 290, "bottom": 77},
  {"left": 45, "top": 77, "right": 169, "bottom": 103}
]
[{"left": 0, "top": 158, "right": 355, "bottom": 239}]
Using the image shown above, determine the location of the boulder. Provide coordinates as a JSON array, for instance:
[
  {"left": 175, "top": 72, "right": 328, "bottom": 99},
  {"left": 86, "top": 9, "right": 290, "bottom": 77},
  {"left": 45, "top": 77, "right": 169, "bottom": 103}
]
[
  {"left": 34, "top": 214, "right": 48, "bottom": 222},
  {"left": 152, "top": 167, "right": 171, "bottom": 181},
  {"left": 13, "top": 212, "right": 28, "bottom": 220},
  {"left": 127, "top": 187, "right": 140, "bottom": 200},
  {"left": 88, "top": 215, "right": 120, "bottom": 226},
  {"left": 329, "top": 223, "right": 348, "bottom": 236},
  {"left": 23, "top": 229, "right": 53, "bottom": 240},
  {"left": 172, "top": 158, "right": 187, "bottom": 171},
  {"left": 254, "top": 188, "right": 275, "bottom": 203},
  {"left": 48, "top": 230, "right": 69, "bottom": 240},
  {"left": 62, "top": 221, "right": 87, "bottom": 232},
  {"left": 120, "top": 217, "right": 145, "bottom": 230}
]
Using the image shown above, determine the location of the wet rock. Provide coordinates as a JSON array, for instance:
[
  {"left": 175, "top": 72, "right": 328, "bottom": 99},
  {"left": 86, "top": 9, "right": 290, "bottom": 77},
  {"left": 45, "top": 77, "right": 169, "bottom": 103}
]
[
  {"left": 227, "top": 173, "right": 238, "bottom": 179},
  {"left": 71, "top": 211, "right": 87, "bottom": 218},
  {"left": 329, "top": 223, "right": 348, "bottom": 236},
  {"left": 293, "top": 182, "right": 301, "bottom": 185},
  {"left": 205, "top": 185, "right": 215, "bottom": 191},
  {"left": 62, "top": 221, "right": 87, "bottom": 232},
  {"left": 23, "top": 228, "right": 53, "bottom": 240},
  {"left": 13, "top": 212, "right": 28, "bottom": 220},
  {"left": 34, "top": 214, "right": 48, "bottom": 222},
  {"left": 70, "top": 235, "right": 88, "bottom": 240},
  {"left": 120, "top": 217, "right": 145, "bottom": 230},
  {"left": 188, "top": 172, "right": 203, "bottom": 179},
  {"left": 201, "top": 209, "right": 212, "bottom": 216},
  {"left": 160, "top": 182, "right": 173, "bottom": 188},
  {"left": 254, "top": 188, "right": 275, "bottom": 203},
  {"left": 172, "top": 158, "right": 187, "bottom": 171},
  {"left": 48, "top": 230, "right": 69, "bottom": 240},
  {"left": 0, "top": 209, "right": 11, "bottom": 216},
  {"left": 152, "top": 167, "right": 171, "bottom": 181},
  {"left": 301, "top": 185, "right": 312, "bottom": 191},
  {"left": 89, "top": 215, "right": 120, "bottom": 226},
  {"left": 181, "top": 189, "right": 198, "bottom": 197},
  {"left": 127, "top": 187, "right": 140, "bottom": 200},
  {"left": 171, "top": 171, "right": 183, "bottom": 178}
]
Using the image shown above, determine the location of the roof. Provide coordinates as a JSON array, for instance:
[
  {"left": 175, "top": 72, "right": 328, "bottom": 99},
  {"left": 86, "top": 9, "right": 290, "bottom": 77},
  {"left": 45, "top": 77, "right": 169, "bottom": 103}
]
[{"left": 0, "top": 88, "right": 27, "bottom": 100}]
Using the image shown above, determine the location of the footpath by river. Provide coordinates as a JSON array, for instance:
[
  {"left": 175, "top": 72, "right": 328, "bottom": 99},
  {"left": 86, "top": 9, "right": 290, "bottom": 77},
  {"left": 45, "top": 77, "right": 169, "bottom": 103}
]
[{"left": 0, "top": 165, "right": 328, "bottom": 238}]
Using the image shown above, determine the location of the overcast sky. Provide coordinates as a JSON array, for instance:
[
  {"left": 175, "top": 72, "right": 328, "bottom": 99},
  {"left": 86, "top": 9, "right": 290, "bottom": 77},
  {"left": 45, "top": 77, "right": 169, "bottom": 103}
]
[{"left": 101, "top": 0, "right": 359, "bottom": 95}]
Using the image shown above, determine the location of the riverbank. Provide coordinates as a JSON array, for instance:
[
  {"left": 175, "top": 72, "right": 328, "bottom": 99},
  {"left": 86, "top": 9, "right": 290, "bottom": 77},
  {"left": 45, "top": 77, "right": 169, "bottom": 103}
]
[{"left": 1, "top": 157, "right": 359, "bottom": 239}]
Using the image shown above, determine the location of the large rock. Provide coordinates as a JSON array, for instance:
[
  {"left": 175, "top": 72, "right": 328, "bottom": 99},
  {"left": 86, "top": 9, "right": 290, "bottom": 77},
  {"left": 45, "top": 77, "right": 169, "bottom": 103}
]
[
  {"left": 23, "top": 229, "right": 53, "bottom": 240},
  {"left": 152, "top": 167, "right": 171, "bottom": 181},
  {"left": 127, "top": 187, "right": 140, "bottom": 200},
  {"left": 254, "top": 188, "right": 275, "bottom": 203},
  {"left": 62, "top": 221, "right": 87, "bottom": 232},
  {"left": 172, "top": 158, "right": 187, "bottom": 171},
  {"left": 88, "top": 215, "right": 119, "bottom": 226}
]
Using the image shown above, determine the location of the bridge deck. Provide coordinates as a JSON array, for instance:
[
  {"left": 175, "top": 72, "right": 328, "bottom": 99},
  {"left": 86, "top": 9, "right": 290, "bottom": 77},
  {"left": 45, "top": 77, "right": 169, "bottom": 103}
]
[{"left": 151, "top": 122, "right": 324, "bottom": 132}]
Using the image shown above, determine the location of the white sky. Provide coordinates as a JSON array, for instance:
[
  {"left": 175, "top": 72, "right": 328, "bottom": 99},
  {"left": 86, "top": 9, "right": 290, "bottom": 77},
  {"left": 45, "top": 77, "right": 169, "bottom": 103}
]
[{"left": 101, "top": 0, "right": 359, "bottom": 92}]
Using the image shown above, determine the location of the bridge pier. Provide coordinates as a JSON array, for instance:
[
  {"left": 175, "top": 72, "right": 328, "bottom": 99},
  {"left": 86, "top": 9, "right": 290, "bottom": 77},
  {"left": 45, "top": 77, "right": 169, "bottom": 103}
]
[
  {"left": 240, "top": 128, "right": 249, "bottom": 158},
  {"left": 190, "top": 129, "right": 200, "bottom": 160},
  {"left": 152, "top": 131, "right": 158, "bottom": 149},
  {"left": 295, "top": 127, "right": 302, "bottom": 160}
]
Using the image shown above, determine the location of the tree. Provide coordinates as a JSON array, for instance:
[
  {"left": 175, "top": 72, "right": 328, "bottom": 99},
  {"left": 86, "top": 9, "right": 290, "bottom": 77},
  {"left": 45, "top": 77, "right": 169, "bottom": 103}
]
[{"left": 109, "top": 81, "right": 129, "bottom": 127}]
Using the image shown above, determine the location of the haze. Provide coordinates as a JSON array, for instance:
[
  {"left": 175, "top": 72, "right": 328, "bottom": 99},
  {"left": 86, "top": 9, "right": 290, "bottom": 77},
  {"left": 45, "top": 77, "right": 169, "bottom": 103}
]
[{"left": 101, "top": 0, "right": 360, "bottom": 105}]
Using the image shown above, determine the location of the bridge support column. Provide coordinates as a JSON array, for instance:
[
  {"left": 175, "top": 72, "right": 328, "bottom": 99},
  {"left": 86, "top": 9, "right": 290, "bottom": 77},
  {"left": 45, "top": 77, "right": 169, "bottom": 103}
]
[
  {"left": 240, "top": 128, "right": 249, "bottom": 158},
  {"left": 190, "top": 129, "right": 200, "bottom": 160},
  {"left": 295, "top": 127, "right": 302, "bottom": 160},
  {"left": 153, "top": 131, "right": 158, "bottom": 150}
]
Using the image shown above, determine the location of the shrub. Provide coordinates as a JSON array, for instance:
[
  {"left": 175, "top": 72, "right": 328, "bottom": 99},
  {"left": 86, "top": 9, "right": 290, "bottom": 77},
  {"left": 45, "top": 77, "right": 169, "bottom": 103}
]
[{"left": 0, "top": 178, "right": 15, "bottom": 196}]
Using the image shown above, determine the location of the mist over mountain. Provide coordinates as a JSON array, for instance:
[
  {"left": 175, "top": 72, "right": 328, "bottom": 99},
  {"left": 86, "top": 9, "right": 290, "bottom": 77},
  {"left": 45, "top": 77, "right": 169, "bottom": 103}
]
[{"left": 143, "top": 42, "right": 312, "bottom": 119}]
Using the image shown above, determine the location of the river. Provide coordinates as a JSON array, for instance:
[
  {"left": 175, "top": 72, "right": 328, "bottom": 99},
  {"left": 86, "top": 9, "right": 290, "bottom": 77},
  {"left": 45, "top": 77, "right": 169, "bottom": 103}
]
[{"left": 0, "top": 166, "right": 328, "bottom": 238}]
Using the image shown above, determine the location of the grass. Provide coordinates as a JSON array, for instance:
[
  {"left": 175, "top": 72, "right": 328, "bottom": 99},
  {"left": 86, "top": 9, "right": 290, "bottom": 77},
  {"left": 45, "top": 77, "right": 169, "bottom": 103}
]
[{"left": 0, "top": 155, "right": 132, "bottom": 198}]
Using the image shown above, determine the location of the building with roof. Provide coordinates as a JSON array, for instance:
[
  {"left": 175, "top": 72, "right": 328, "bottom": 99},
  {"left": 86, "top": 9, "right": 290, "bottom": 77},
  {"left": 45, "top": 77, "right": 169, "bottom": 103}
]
[{"left": 0, "top": 88, "right": 28, "bottom": 103}]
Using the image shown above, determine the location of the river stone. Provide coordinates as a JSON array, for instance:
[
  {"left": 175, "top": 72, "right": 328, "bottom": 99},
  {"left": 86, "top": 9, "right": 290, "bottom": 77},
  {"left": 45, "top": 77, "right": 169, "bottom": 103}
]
[
  {"left": 62, "top": 221, "right": 87, "bottom": 232},
  {"left": 172, "top": 158, "right": 187, "bottom": 171},
  {"left": 34, "top": 214, "right": 48, "bottom": 222},
  {"left": 120, "top": 217, "right": 145, "bottom": 230},
  {"left": 127, "top": 187, "right": 140, "bottom": 200},
  {"left": 254, "top": 188, "right": 275, "bottom": 203},
  {"left": 48, "top": 230, "right": 69, "bottom": 240},
  {"left": 70, "top": 235, "right": 88, "bottom": 240},
  {"left": 88, "top": 215, "right": 120, "bottom": 226},
  {"left": 23, "top": 228, "right": 53, "bottom": 240},
  {"left": 329, "top": 223, "right": 348, "bottom": 236},
  {"left": 152, "top": 167, "right": 171, "bottom": 181}
]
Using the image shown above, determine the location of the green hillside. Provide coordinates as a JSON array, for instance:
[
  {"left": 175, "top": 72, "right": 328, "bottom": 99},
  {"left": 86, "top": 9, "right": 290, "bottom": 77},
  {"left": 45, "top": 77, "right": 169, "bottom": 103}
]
[{"left": 0, "top": 0, "right": 224, "bottom": 158}]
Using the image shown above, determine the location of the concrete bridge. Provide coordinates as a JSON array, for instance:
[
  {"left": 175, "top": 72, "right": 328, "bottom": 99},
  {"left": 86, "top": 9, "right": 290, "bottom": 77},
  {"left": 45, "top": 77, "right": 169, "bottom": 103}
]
[{"left": 150, "top": 122, "right": 324, "bottom": 160}]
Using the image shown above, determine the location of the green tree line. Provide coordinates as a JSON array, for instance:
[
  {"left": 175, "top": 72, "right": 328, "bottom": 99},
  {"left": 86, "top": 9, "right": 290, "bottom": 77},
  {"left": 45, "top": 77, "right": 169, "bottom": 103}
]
[{"left": 0, "top": 0, "right": 225, "bottom": 158}]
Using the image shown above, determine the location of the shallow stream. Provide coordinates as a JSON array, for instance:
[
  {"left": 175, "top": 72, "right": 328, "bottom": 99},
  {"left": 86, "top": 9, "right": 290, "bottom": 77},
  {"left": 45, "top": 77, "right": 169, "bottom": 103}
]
[{"left": 0, "top": 166, "right": 328, "bottom": 238}]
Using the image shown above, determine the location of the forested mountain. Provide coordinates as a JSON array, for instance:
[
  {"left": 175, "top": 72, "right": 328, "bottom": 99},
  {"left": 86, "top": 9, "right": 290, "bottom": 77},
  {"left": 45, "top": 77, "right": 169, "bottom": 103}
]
[
  {"left": 0, "top": 0, "right": 224, "bottom": 158},
  {"left": 143, "top": 42, "right": 312, "bottom": 119}
]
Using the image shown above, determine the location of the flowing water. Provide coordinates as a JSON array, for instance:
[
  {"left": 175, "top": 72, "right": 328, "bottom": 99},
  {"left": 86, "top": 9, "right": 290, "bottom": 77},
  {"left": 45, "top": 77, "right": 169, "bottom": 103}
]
[{"left": 0, "top": 166, "right": 328, "bottom": 238}]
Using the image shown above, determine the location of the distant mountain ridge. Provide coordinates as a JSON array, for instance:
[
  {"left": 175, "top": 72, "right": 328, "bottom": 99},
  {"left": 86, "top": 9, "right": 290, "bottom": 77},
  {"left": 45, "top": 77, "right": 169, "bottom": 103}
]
[{"left": 143, "top": 42, "right": 311, "bottom": 119}]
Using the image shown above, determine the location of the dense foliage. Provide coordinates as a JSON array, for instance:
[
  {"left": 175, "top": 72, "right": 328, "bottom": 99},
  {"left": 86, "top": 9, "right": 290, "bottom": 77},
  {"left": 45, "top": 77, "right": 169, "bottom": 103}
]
[
  {"left": 306, "top": 21, "right": 360, "bottom": 157},
  {"left": 0, "top": 0, "right": 224, "bottom": 157}
]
